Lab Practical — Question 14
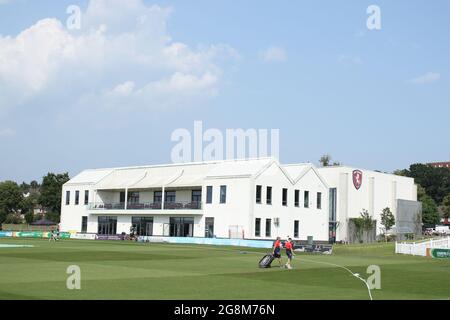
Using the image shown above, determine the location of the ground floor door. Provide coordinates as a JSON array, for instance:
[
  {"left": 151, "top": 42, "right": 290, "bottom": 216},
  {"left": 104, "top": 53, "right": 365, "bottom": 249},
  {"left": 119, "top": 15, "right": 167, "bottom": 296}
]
[
  {"left": 329, "top": 222, "right": 337, "bottom": 244},
  {"left": 205, "top": 217, "right": 214, "bottom": 238},
  {"left": 97, "top": 216, "right": 117, "bottom": 235},
  {"left": 132, "top": 217, "right": 154, "bottom": 236},
  {"left": 169, "top": 217, "right": 194, "bottom": 237}
]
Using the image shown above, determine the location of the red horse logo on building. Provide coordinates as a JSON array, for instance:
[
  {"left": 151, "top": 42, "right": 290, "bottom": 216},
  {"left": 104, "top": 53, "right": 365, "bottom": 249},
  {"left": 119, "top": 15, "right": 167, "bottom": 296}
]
[{"left": 353, "top": 170, "right": 363, "bottom": 190}]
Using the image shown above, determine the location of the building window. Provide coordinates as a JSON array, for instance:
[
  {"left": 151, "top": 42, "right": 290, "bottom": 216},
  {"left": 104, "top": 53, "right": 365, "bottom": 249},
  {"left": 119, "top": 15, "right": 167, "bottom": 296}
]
[
  {"left": 329, "top": 188, "right": 337, "bottom": 221},
  {"left": 65, "top": 191, "right": 70, "bottom": 205},
  {"left": 304, "top": 191, "right": 310, "bottom": 208},
  {"left": 206, "top": 186, "right": 213, "bottom": 204},
  {"left": 128, "top": 192, "right": 140, "bottom": 204},
  {"left": 266, "top": 187, "right": 272, "bottom": 205},
  {"left": 192, "top": 190, "right": 202, "bottom": 203},
  {"left": 75, "top": 191, "right": 80, "bottom": 205},
  {"left": 81, "top": 216, "right": 88, "bottom": 233},
  {"left": 255, "top": 218, "right": 261, "bottom": 237},
  {"left": 205, "top": 217, "right": 215, "bottom": 238},
  {"left": 317, "top": 192, "right": 322, "bottom": 209},
  {"left": 282, "top": 188, "right": 288, "bottom": 206},
  {"left": 256, "top": 185, "right": 262, "bottom": 204},
  {"left": 165, "top": 191, "right": 176, "bottom": 203},
  {"left": 154, "top": 191, "right": 162, "bottom": 203},
  {"left": 97, "top": 216, "right": 117, "bottom": 235},
  {"left": 120, "top": 191, "right": 126, "bottom": 203},
  {"left": 295, "top": 190, "right": 300, "bottom": 207},
  {"left": 169, "top": 217, "right": 194, "bottom": 237},
  {"left": 265, "top": 219, "right": 272, "bottom": 237},
  {"left": 294, "top": 220, "right": 299, "bottom": 238},
  {"left": 220, "top": 185, "right": 227, "bottom": 204},
  {"left": 132, "top": 217, "right": 153, "bottom": 236},
  {"left": 84, "top": 190, "right": 89, "bottom": 205}
]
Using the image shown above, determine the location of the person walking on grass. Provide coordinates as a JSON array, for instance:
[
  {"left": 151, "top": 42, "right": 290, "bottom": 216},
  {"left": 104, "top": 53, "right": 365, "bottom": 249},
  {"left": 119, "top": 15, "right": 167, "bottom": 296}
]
[
  {"left": 272, "top": 237, "right": 283, "bottom": 267},
  {"left": 49, "top": 229, "right": 56, "bottom": 242},
  {"left": 284, "top": 238, "right": 295, "bottom": 269}
]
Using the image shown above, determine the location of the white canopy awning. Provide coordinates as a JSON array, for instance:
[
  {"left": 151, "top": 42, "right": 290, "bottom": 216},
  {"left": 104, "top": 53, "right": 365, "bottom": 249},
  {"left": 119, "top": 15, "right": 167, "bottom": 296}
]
[{"left": 94, "top": 168, "right": 147, "bottom": 190}]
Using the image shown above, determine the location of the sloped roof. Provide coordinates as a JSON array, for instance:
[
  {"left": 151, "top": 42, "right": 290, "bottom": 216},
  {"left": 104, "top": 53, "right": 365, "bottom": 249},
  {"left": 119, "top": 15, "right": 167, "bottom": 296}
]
[
  {"left": 283, "top": 163, "right": 312, "bottom": 181},
  {"left": 65, "top": 158, "right": 277, "bottom": 189},
  {"left": 65, "top": 169, "right": 114, "bottom": 186},
  {"left": 205, "top": 158, "right": 274, "bottom": 178}
]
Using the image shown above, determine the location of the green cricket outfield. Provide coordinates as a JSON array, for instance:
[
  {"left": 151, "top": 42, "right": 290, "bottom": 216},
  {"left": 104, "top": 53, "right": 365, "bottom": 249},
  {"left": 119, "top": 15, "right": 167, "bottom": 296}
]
[{"left": 0, "top": 238, "right": 448, "bottom": 300}]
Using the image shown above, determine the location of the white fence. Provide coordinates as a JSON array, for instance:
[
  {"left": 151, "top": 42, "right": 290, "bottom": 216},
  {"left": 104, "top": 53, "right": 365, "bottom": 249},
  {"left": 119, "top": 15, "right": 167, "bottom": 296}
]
[{"left": 395, "top": 237, "right": 450, "bottom": 257}]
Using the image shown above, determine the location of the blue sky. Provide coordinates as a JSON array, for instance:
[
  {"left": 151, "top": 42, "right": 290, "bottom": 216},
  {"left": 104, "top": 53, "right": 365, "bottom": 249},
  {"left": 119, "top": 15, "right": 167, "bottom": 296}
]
[{"left": 0, "top": 0, "right": 449, "bottom": 182}]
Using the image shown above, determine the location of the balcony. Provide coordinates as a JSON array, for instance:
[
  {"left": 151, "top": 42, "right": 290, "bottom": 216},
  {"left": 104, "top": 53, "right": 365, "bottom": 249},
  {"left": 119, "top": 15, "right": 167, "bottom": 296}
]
[{"left": 88, "top": 201, "right": 202, "bottom": 211}]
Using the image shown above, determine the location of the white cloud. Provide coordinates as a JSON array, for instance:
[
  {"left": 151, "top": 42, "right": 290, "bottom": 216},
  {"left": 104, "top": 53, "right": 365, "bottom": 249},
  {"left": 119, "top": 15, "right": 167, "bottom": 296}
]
[
  {"left": 410, "top": 72, "right": 441, "bottom": 85},
  {"left": 0, "top": 0, "right": 237, "bottom": 111},
  {"left": 259, "top": 46, "right": 287, "bottom": 63},
  {"left": 0, "top": 128, "right": 15, "bottom": 137},
  {"left": 90, "top": 71, "right": 218, "bottom": 110},
  {"left": 338, "top": 54, "right": 363, "bottom": 65}
]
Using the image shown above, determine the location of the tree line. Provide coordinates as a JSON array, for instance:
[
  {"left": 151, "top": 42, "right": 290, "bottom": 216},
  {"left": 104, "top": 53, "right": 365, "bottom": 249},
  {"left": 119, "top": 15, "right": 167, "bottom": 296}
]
[
  {"left": 395, "top": 164, "right": 450, "bottom": 225},
  {"left": 0, "top": 173, "right": 70, "bottom": 225}
]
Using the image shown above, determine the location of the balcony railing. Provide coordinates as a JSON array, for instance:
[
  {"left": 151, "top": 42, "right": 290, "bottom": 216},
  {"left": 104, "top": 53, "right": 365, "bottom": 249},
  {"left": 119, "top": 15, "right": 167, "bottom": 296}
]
[{"left": 88, "top": 201, "right": 202, "bottom": 211}]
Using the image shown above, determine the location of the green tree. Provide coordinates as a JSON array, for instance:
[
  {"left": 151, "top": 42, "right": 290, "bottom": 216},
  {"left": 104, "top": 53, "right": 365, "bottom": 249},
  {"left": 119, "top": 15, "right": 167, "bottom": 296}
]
[
  {"left": 4, "top": 213, "right": 22, "bottom": 224},
  {"left": 21, "top": 197, "right": 35, "bottom": 224},
  {"left": 319, "top": 154, "right": 331, "bottom": 167},
  {"left": 0, "top": 181, "right": 24, "bottom": 224},
  {"left": 20, "top": 182, "right": 30, "bottom": 194},
  {"left": 442, "top": 194, "right": 450, "bottom": 219},
  {"left": 421, "top": 194, "right": 440, "bottom": 225},
  {"left": 319, "top": 154, "right": 340, "bottom": 167},
  {"left": 45, "top": 211, "right": 61, "bottom": 223},
  {"left": 415, "top": 183, "right": 440, "bottom": 225},
  {"left": 30, "top": 180, "right": 40, "bottom": 191},
  {"left": 393, "top": 169, "right": 408, "bottom": 176},
  {"left": 402, "top": 164, "right": 450, "bottom": 204},
  {"left": 39, "top": 173, "right": 70, "bottom": 220},
  {"left": 380, "top": 207, "right": 395, "bottom": 241}
]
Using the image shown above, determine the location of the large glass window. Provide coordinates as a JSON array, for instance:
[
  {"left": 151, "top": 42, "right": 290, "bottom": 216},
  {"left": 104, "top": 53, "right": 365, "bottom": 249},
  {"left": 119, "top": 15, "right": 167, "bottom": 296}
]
[
  {"left": 282, "top": 188, "right": 288, "bottom": 206},
  {"left": 266, "top": 187, "right": 272, "bottom": 205},
  {"left": 84, "top": 190, "right": 89, "bottom": 205},
  {"left": 154, "top": 191, "right": 162, "bottom": 203},
  {"left": 329, "top": 188, "right": 337, "bottom": 221},
  {"left": 128, "top": 192, "right": 140, "bottom": 204},
  {"left": 170, "top": 217, "right": 194, "bottom": 237},
  {"left": 294, "top": 190, "right": 300, "bottom": 207},
  {"left": 317, "top": 192, "right": 322, "bottom": 209},
  {"left": 255, "top": 218, "right": 261, "bottom": 237},
  {"left": 75, "top": 191, "right": 80, "bottom": 205},
  {"left": 220, "top": 186, "right": 227, "bottom": 204},
  {"left": 304, "top": 191, "right": 310, "bottom": 208},
  {"left": 120, "top": 191, "right": 126, "bottom": 203},
  {"left": 132, "top": 217, "right": 153, "bottom": 236},
  {"left": 165, "top": 191, "right": 176, "bottom": 203},
  {"left": 97, "top": 216, "right": 117, "bottom": 235},
  {"left": 265, "top": 219, "right": 272, "bottom": 237},
  {"left": 256, "top": 185, "right": 262, "bottom": 204},
  {"left": 206, "top": 186, "right": 213, "bottom": 204},
  {"left": 205, "top": 217, "right": 214, "bottom": 238},
  {"left": 294, "top": 220, "right": 299, "bottom": 238},
  {"left": 81, "top": 216, "right": 88, "bottom": 233},
  {"left": 192, "top": 190, "right": 202, "bottom": 202},
  {"left": 65, "top": 191, "right": 70, "bottom": 205}
]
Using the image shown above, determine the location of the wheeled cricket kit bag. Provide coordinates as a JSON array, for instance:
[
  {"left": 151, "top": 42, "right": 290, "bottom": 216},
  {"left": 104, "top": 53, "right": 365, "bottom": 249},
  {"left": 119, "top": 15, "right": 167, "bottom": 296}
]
[{"left": 259, "top": 254, "right": 274, "bottom": 268}]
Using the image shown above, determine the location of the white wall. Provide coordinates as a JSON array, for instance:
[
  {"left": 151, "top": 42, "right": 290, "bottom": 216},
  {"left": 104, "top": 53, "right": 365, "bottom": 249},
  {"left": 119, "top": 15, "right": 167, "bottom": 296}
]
[
  {"left": 201, "top": 177, "right": 253, "bottom": 239},
  {"left": 253, "top": 163, "right": 329, "bottom": 241},
  {"left": 318, "top": 166, "right": 418, "bottom": 241},
  {"left": 60, "top": 184, "right": 94, "bottom": 232}
]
